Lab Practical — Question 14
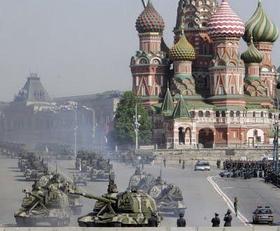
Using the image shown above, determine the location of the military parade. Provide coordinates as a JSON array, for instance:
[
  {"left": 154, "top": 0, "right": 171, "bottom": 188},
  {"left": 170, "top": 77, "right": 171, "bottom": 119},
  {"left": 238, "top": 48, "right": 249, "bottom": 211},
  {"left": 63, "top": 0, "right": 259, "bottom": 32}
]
[{"left": 0, "top": 0, "right": 279, "bottom": 229}]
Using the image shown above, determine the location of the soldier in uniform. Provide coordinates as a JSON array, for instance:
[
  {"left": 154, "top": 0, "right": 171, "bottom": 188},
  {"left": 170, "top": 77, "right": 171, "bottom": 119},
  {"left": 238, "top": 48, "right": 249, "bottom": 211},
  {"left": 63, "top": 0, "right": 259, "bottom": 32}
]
[
  {"left": 234, "top": 197, "right": 238, "bottom": 216},
  {"left": 177, "top": 213, "right": 186, "bottom": 227},
  {"left": 182, "top": 160, "right": 185, "bottom": 170},
  {"left": 148, "top": 212, "right": 159, "bottom": 227},
  {"left": 224, "top": 209, "right": 232, "bottom": 227},
  {"left": 211, "top": 213, "right": 220, "bottom": 227}
]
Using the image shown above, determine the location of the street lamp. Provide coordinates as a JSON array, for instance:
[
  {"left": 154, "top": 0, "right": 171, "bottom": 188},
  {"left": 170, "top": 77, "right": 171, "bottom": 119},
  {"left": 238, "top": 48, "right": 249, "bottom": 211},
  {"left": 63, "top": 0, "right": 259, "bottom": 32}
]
[
  {"left": 133, "top": 104, "right": 141, "bottom": 151},
  {"left": 74, "top": 103, "right": 78, "bottom": 158}
]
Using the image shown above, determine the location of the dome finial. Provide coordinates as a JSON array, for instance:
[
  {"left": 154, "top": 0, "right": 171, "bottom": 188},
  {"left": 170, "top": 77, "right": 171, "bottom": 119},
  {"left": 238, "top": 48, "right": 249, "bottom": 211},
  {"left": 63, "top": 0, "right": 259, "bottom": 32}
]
[
  {"left": 136, "top": 0, "right": 165, "bottom": 33},
  {"left": 243, "top": 0, "right": 279, "bottom": 43},
  {"left": 241, "top": 35, "right": 263, "bottom": 64}
]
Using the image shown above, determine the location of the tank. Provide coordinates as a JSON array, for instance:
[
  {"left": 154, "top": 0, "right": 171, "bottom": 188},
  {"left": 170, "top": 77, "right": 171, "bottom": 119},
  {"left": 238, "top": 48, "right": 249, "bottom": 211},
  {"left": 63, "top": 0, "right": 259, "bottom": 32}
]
[
  {"left": 70, "top": 189, "right": 161, "bottom": 227},
  {"left": 73, "top": 172, "right": 87, "bottom": 186},
  {"left": 148, "top": 181, "right": 186, "bottom": 216},
  {"left": 128, "top": 168, "right": 156, "bottom": 192},
  {"left": 90, "top": 160, "right": 114, "bottom": 182},
  {"left": 15, "top": 187, "right": 71, "bottom": 227}
]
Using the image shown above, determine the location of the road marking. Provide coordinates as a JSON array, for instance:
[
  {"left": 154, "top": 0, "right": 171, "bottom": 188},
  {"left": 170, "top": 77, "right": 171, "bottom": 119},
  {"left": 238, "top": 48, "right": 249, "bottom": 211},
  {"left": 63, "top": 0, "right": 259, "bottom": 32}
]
[{"left": 207, "top": 176, "right": 252, "bottom": 227}]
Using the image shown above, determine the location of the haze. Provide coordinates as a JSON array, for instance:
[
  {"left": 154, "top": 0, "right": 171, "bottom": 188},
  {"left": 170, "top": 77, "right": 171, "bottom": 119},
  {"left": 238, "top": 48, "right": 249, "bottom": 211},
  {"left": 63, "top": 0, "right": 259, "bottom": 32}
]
[{"left": 0, "top": 0, "right": 279, "bottom": 101}]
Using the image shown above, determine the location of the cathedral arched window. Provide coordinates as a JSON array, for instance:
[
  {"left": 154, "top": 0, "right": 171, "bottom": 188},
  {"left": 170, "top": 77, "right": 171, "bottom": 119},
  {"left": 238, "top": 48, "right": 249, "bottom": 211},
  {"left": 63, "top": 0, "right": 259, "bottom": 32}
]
[
  {"left": 139, "top": 58, "right": 148, "bottom": 65},
  {"left": 219, "top": 85, "right": 224, "bottom": 95},
  {"left": 216, "top": 111, "right": 220, "bottom": 117},
  {"left": 190, "top": 111, "right": 196, "bottom": 118},
  {"left": 269, "top": 113, "right": 272, "bottom": 119},
  {"left": 198, "top": 111, "right": 203, "bottom": 117},
  {"left": 253, "top": 112, "right": 256, "bottom": 118},
  {"left": 221, "top": 111, "right": 226, "bottom": 117},
  {"left": 205, "top": 111, "right": 210, "bottom": 117},
  {"left": 230, "top": 111, "right": 234, "bottom": 117},
  {"left": 261, "top": 112, "right": 264, "bottom": 117},
  {"left": 231, "top": 86, "right": 235, "bottom": 95}
]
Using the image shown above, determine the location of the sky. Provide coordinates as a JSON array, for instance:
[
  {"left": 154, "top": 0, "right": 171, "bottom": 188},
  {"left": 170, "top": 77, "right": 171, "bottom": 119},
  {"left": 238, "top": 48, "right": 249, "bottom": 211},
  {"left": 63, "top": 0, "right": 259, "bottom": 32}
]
[{"left": 0, "top": 0, "right": 279, "bottom": 101}]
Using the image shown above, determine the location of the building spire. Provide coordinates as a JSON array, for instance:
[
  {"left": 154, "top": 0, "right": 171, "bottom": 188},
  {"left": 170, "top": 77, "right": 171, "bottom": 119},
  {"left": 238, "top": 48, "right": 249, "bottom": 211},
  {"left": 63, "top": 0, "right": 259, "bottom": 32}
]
[
  {"left": 161, "top": 88, "right": 174, "bottom": 116},
  {"left": 172, "top": 95, "right": 190, "bottom": 118}
]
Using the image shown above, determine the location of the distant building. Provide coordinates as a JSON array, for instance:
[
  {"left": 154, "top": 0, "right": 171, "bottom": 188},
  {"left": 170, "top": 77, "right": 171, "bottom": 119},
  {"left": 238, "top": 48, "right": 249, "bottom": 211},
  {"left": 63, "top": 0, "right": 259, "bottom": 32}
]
[
  {"left": 131, "top": 0, "right": 279, "bottom": 148},
  {"left": 55, "top": 91, "right": 122, "bottom": 148},
  {"left": 0, "top": 74, "right": 94, "bottom": 150}
]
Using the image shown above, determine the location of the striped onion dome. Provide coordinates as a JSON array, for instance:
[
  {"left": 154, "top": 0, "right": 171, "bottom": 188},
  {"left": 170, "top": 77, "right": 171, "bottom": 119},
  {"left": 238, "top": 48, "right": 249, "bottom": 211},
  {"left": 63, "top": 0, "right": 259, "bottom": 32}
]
[
  {"left": 136, "top": 0, "right": 165, "bottom": 34},
  {"left": 208, "top": 0, "right": 245, "bottom": 39},
  {"left": 241, "top": 37, "right": 263, "bottom": 63},
  {"left": 169, "top": 35, "right": 196, "bottom": 61},
  {"left": 243, "top": 0, "right": 279, "bottom": 43}
]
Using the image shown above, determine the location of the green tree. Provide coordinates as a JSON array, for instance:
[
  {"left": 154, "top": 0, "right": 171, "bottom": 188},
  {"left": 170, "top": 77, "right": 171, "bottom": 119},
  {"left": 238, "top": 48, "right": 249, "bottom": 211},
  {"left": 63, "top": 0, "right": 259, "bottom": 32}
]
[{"left": 110, "top": 91, "right": 152, "bottom": 146}]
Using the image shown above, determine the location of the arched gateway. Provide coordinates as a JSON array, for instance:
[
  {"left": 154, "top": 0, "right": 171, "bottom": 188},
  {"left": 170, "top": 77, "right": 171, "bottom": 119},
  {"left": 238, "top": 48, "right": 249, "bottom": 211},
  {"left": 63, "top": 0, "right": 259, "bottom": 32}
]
[{"left": 198, "top": 128, "right": 214, "bottom": 148}]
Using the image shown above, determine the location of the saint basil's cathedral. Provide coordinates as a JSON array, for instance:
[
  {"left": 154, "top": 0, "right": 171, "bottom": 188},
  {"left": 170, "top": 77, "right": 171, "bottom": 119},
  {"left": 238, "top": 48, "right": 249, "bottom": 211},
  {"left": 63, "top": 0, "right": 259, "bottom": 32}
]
[{"left": 130, "top": 0, "right": 279, "bottom": 149}]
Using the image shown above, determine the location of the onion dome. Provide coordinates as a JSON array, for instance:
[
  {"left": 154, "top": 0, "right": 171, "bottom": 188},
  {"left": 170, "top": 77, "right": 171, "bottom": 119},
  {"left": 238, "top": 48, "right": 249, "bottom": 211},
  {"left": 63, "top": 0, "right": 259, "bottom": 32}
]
[
  {"left": 241, "top": 37, "right": 263, "bottom": 64},
  {"left": 243, "top": 0, "right": 279, "bottom": 43},
  {"left": 208, "top": 0, "right": 245, "bottom": 39},
  {"left": 169, "top": 35, "right": 196, "bottom": 61},
  {"left": 136, "top": 0, "right": 165, "bottom": 33}
]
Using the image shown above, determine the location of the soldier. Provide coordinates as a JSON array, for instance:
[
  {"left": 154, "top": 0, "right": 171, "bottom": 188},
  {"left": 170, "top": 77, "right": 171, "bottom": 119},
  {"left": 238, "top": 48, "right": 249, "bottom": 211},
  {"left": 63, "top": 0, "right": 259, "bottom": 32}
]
[
  {"left": 211, "top": 213, "right": 220, "bottom": 227},
  {"left": 163, "top": 158, "right": 166, "bottom": 168},
  {"left": 177, "top": 213, "right": 186, "bottom": 227},
  {"left": 223, "top": 209, "right": 232, "bottom": 227},
  {"left": 217, "top": 159, "right": 221, "bottom": 169},
  {"left": 234, "top": 197, "right": 238, "bottom": 216},
  {"left": 182, "top": 160, "right": 185, "bottom": 170},
  {"left": 148, "top": 212, "right": 159, "bottom": 227}
]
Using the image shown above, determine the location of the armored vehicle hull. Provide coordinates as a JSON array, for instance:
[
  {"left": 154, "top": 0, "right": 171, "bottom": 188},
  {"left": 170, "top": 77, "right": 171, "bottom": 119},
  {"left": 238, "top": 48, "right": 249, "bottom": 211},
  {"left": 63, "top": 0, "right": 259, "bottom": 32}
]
[
  {"left": 14, "top": 209, "right": 70, "bottom": 227},
  {"left": 78, "top": 212, "right": 150, "bottom": 227}
]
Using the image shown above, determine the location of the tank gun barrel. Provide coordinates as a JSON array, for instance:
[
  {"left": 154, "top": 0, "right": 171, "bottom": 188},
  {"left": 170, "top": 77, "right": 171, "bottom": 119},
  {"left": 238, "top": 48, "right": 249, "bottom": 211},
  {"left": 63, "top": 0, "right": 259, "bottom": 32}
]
[{"left": 69, "top": 191, "right": 116, "bottom": 204}]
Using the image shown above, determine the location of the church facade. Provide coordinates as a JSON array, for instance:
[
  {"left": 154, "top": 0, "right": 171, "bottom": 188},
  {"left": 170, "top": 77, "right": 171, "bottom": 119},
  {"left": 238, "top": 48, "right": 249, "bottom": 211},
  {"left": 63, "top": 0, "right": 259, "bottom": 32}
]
[{"left": 130, "top": 0, "right": 279, "bottom": 149}]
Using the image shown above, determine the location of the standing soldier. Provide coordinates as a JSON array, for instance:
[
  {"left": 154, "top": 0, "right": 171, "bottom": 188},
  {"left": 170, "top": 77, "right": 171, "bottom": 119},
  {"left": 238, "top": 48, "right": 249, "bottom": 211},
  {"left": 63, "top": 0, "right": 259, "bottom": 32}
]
[
  {"left": 224, "top": 209, "right": 232, "bottom": 227},
  {"left": 211, "top": 213, "right": 220, "bottom": 227},
  {"left": 182, "top": 160, "right": 185, "bottom": 170},
  {"left": 163, "top": 158, "right": 166, "bottom": 168},
  {"left": 217, "top": 159, "right": 221, "bottom": 169},
  {"left": 234, "top": 197, "right": 238, "bottom": 216},
  {"left": 148, "top": 212, "right": 159, "bottom": 227},
  {"left": 177, "top": 213, "right": 186, "bottom": 227}
]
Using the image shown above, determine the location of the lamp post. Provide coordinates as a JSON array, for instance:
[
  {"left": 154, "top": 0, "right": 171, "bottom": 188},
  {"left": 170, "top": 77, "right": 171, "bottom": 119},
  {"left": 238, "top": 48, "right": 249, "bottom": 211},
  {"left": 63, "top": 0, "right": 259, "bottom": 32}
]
[
  {"left": 74, "top": 103, "right": 78, "bottom": 158},
  {"left": 133, "top": 104, "right": 141, "bottom": 151}
]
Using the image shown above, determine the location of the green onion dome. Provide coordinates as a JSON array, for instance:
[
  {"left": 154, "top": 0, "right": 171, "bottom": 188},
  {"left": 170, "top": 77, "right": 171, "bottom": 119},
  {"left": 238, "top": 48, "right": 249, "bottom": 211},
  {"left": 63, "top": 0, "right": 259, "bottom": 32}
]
[
  {"left": 136, "top": 0, "right": 165, "bottom": 34},
  {"left": 241, "top": 37, "right": 263, "bottom": 63},
  {"left": 169, "top": 35, "right": 196, "bottom": 61},
  {"left": 243, "top": 0, "right": 279, "bottom": 43}
]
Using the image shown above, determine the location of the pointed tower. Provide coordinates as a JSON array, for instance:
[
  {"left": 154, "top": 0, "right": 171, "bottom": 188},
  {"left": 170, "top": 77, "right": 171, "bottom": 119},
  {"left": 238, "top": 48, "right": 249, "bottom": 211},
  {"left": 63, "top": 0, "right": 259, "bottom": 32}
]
[
  {"left": 161, "top": 88, "right": 174, "bottom": 116},
  {"left": 174, "top": 0, "right": 218, "bottom": 97},
  {"left": 207, "top": 0, "right": 246, "bottom": 107},
  {"left": 169, "top": 32, "right": 197, "bottom": 97},
  {"left": 14, "top": 73, "right": 51, "bottom": 104},
  {"left": 172, "top": 95, "right": 190, "bottom": 118},
  {"left": 243, "top": 0, "right": 279, "bottom": 98},
  {"left": 131, "top": 0, "right": 170, "bottom": 105}
]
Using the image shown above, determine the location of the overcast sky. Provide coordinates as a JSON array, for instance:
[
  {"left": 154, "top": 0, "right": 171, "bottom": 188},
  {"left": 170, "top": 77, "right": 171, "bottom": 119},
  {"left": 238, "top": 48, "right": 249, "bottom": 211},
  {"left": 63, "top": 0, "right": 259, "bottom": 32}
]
[{"left": 0, "top": 0, "right": 279, "bottom": 101}]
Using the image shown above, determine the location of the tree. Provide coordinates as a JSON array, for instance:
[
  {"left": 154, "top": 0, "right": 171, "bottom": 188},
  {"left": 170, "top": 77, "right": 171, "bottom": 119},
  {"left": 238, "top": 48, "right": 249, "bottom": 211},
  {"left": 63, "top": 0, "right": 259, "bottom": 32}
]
[{"left": 110, "top": 91, "right": 152, "bottom": 147}]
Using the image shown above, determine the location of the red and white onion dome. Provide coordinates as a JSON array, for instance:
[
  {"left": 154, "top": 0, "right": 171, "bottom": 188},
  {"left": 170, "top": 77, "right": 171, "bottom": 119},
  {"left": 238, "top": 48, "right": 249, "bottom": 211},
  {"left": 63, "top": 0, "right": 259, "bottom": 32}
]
[
  {"left": 136, "top": 0, "right": 165, "bottom": 34},
  {"left": 208, "top": 0, "right": 245, "bottom": 39}
]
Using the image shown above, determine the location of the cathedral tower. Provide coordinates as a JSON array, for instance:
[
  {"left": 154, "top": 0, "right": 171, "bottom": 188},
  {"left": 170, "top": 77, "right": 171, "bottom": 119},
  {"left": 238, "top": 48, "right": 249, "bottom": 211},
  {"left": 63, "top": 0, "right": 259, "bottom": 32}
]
[
  {"left": 207, "top": 0, "right": 245, "bottom": 107},
  {"left": 174, "top": 0, "right": 218, "bottom": 97},
  {"left": 130, "top": 0, "right": 169, "bottom": 105},
  {"left": 243, "top": 0, "right": 279, "bottom": 99}
]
